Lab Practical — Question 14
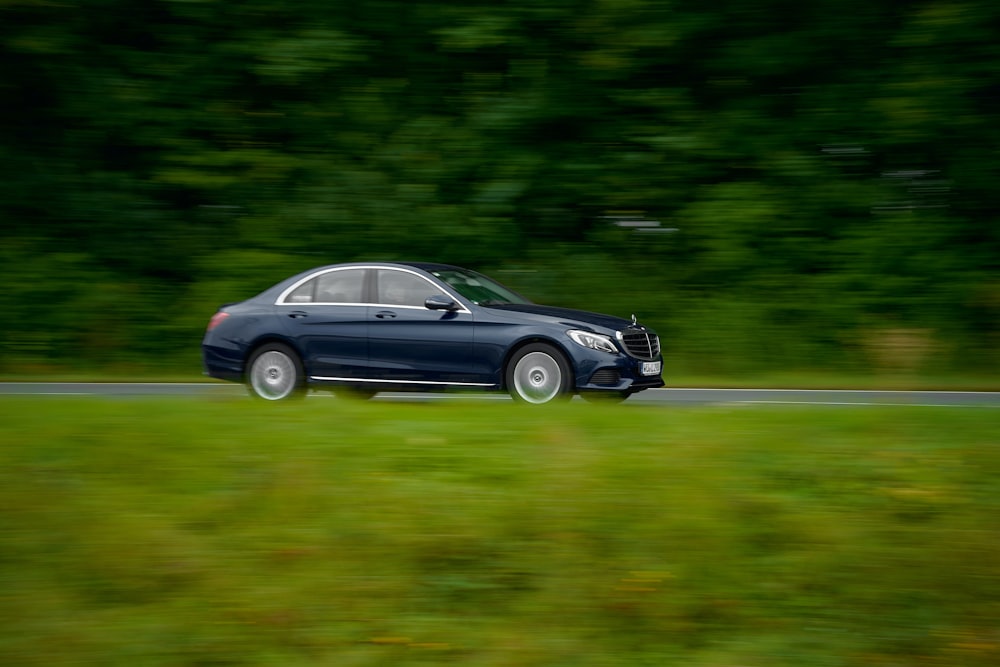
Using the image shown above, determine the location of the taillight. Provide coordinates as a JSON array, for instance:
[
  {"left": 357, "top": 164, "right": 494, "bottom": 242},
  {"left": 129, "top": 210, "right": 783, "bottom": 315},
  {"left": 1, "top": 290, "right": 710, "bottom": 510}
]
[{"left": 207, "top": 311, "right": 230, "bottom": 332}]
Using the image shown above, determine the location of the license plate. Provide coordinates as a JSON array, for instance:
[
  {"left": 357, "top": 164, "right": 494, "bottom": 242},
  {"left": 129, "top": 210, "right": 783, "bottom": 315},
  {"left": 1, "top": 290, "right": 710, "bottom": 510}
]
[{"left": 640, "top": 361, "right": 661, "bottom": 376}]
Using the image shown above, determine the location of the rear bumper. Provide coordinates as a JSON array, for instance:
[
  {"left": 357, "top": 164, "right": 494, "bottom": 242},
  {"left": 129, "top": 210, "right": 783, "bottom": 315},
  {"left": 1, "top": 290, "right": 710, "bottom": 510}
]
[{"left": 202, "top": 345, "right": 244, "bottom": 382}]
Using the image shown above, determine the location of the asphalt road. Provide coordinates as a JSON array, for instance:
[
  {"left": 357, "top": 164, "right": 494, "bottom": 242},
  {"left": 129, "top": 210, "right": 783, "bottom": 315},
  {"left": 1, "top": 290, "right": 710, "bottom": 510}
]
[{"left": 1, "top": 383, "right": 998, "bottom": 406}]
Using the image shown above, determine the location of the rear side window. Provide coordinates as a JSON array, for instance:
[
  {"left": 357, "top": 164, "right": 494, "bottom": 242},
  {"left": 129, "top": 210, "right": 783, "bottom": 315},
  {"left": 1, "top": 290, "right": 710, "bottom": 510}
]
[
  {"left": 284, "top": 269, "right": 366, "bottom": 304},
  {"left": 285, "top": 280, "right": 315, "bottom": 303}
]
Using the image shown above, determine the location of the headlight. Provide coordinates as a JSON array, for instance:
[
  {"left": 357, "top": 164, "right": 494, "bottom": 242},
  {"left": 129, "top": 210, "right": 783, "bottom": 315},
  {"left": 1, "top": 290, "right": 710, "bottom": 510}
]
[{"left": 567, "top": 329, "right": 618, "bottom": 354}]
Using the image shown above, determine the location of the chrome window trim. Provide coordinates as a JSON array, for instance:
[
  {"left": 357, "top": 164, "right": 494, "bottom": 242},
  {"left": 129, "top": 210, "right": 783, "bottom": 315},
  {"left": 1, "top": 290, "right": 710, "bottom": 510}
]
[
  {"left": 278, "top": 301, "right": 447, "bottom": 311},
  {"left": 275, "top": 265, "right": 471, "bottom": 313},
  {"left": 311, "top": 375, "right": 493, "bottom": 387}
]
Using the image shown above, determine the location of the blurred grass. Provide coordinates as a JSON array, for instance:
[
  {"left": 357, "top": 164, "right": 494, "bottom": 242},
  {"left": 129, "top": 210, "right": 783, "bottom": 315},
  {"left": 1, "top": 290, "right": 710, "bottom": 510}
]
[{"left": 1, "top": 397, "right": 998, "bottom": 666}]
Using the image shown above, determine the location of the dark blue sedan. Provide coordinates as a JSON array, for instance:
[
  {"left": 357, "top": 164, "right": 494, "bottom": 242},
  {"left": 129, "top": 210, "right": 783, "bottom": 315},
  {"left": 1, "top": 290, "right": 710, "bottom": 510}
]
[{"left": 202, "top": 262, "right": 663, "bottom": 403}]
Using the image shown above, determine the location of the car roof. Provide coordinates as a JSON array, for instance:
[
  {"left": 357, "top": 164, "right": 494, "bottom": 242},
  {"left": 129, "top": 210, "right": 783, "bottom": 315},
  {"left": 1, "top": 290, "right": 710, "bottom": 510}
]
[
  {"left": 300, "top": 261, "right": 463, "bottom": 272},
  {"left": 391, "top": 261, "right": 464, "bottom": 272}
]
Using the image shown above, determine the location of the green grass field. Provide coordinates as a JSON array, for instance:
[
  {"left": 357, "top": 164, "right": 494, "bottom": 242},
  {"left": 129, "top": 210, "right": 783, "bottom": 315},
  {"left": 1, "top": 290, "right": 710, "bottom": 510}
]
[{"left": 1, "top": 397, "right": 998, "bottom": 666}]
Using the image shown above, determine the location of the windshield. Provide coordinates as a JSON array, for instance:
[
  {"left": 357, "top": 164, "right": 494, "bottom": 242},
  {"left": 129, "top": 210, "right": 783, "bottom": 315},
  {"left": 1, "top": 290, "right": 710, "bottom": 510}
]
[{"left": 430, "top": 268, "right": 532, "bottom": 306}]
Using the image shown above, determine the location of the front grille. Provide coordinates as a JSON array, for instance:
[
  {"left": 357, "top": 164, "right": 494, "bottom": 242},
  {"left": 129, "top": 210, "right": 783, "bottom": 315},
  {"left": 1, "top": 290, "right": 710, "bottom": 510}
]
[
  {"left": 590, "top": 368, "right": 621, "bottom": 386},
  {"left": 620, "top": 328, "right": 660, "bottom": 360}
]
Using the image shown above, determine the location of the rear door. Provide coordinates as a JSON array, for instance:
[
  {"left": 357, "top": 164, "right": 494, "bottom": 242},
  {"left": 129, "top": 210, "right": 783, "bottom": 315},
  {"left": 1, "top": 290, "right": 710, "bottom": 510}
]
[{"left": 277, "top": 268, "right": 369, "bottom": 379}]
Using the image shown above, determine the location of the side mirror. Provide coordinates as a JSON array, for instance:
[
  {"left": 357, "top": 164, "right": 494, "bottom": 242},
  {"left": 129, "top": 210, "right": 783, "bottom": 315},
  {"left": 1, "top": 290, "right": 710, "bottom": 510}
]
[{"left": 425, "top": 295, "right": 459, "bottom": 311}]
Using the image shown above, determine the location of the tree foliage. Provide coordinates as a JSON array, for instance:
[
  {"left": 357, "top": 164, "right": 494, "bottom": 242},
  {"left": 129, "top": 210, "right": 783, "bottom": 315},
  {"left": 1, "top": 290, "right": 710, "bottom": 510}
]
[{"left": 1, "top": 0, "right": 997, "bottom": 375}]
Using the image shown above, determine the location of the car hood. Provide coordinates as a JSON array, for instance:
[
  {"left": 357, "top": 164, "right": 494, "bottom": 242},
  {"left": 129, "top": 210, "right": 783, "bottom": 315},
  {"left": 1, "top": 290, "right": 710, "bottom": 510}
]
[{"left": 484, "top": 303, "right": 634, "bottom": 332}]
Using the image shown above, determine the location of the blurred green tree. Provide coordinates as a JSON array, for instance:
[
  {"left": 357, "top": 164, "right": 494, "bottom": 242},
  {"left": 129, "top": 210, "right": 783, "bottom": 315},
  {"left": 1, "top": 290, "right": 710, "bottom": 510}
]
[{"left": 0, "top": 0, "right": 996, "bottom": 376}]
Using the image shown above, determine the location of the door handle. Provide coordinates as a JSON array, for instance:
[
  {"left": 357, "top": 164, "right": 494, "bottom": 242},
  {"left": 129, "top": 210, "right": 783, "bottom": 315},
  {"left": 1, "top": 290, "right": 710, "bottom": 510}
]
[
  {"left": 374, "top": 310, "right": 397, "bottom": 319},
  {"left": 287, "top": 310, "right": 308, "bottom": 319}
]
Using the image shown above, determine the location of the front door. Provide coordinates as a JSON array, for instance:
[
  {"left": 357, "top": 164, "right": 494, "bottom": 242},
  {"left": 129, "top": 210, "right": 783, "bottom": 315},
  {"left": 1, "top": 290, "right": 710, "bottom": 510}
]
[{"left": 366, "top": 268, "right": 485, "bottom": 386}]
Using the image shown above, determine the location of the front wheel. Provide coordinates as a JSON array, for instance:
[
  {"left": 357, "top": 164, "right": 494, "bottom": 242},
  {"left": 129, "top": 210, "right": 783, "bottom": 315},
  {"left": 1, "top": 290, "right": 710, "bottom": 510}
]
[
  {"left": 506, "top": 344, "right": 572, "bottom": 404},
  {"left": 246, "top": 343, "right": 305, "bottom": 401}
]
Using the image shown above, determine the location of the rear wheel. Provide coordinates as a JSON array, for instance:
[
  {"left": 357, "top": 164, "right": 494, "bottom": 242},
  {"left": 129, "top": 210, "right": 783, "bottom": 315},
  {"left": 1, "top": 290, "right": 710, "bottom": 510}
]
[
  {"left": 506, "top": 344, "right": 572, "bottom": 404},
  {"left": 246, "top": 343, "right": 305, "bottom": 401}
]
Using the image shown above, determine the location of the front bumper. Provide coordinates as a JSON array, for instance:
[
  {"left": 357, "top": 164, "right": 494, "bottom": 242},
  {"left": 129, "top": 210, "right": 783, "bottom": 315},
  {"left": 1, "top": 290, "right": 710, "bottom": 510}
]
[{"left": 571, "top": 348, "right": 664, "bottom": 393}]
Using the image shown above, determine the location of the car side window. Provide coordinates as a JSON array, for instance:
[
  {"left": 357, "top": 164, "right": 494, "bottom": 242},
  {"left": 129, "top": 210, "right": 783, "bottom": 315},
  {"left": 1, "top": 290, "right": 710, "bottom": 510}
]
[
  {"left": 316, "top": 269, "right": 365, "bottom": 303},
  {"left": 377, "top": 269, "right": 437, "bottom": 308},
  {"left": 285, "top": 269, "right": 365, "bottom": 304},
  {"left": 285, "top": 280, "right": 316, "bottom": 303}
]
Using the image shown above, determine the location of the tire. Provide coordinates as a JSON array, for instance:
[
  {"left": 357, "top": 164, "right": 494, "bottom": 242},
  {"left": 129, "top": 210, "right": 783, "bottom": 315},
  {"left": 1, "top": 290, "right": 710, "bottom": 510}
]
[
  {"left": 246, "top": 343, "right": 306, "bottom": 401},
  {"left": 506, "top": 343, "right": 572, "bottom": 404},
  {"left": 580, "top": 390, "right": 631, "bottom": 404}
]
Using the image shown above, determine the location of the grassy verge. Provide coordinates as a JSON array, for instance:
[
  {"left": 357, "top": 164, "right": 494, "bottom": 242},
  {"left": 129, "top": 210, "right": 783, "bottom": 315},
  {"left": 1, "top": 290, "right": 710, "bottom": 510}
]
[{"left": 1, "top": 398, "right": 998, "bottom": 666}]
